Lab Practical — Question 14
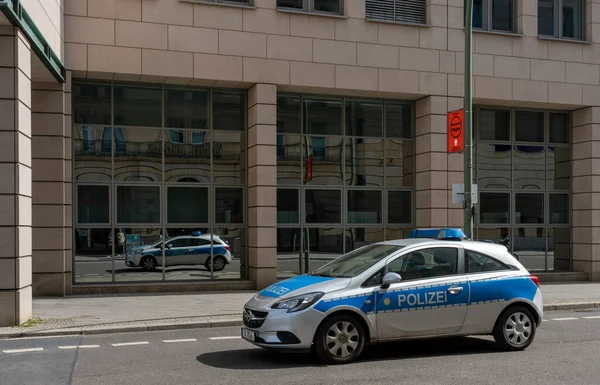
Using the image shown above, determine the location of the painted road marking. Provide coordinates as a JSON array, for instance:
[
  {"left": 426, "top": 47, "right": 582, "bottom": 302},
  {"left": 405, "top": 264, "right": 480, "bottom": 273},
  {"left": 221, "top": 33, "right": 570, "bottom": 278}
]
[
  {"left": 111, "top": 341, "right": 149, "bottom": 347},
  {"left": 2, "top": 348, "right": 44, "bottom": 354},
  {"left": 209, "top": 336, "right": 241, "bottom": 340},
  {"left": 582, "top": 316, "right": 600, "bottom": 319},
  {"left": 58, "top": 345, "right": 100, "bottom": 350},
  {"left": 163, "top": 339, "right": 197, "bottom": 343},
  {"left": 552, "top": 317, "right": 578, "bottom": 321},
  {"left": 4, "top": 335, "right": 80, "bottom": 342}
]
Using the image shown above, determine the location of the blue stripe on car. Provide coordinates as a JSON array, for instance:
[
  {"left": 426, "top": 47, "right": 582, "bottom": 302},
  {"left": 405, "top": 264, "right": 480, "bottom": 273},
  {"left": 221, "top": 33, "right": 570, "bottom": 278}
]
[{"left": 258, "top": 275, "right": 335, "bottom": 298}]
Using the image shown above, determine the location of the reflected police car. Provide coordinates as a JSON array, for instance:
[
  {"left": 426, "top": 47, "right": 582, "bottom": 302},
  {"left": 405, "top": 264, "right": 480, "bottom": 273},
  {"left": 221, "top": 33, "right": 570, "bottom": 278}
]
[
  {"left": 125, "top": 232, "right": 232, "bottom": 271},
  {"left": 241, "top": 238, "right": 542, "bottom": 364}
]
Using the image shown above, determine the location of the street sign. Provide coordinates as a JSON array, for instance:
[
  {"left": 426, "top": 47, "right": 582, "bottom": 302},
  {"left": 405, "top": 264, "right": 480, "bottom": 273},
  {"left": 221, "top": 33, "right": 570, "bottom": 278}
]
[
  {"left": 452, "top": 183, "right": 478, "bottom": 204},
  {"left": 447, "top": 109, "right": 465, "bottom": 153}
]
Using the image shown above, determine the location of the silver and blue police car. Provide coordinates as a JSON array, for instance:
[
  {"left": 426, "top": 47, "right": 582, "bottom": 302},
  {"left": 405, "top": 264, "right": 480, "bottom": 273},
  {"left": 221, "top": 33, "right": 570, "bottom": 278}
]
[{"left": 241, "top": 238, "right": 543, "bottom": 364}]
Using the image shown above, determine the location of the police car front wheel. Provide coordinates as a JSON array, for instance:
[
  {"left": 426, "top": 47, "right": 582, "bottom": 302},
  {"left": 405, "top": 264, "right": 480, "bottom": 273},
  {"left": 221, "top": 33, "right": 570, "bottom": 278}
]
[
  {"left": 493, "top": 306, "right": 536, "bottom": 351},
  {"left": 314, "top": 315, "right": 365, "bottom": 365}
]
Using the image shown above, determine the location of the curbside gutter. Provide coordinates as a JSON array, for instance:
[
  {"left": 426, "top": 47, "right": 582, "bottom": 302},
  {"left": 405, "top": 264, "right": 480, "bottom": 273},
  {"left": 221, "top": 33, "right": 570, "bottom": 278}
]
[{"left": 1, "top": 302, "right": 600, "bottom": 339}]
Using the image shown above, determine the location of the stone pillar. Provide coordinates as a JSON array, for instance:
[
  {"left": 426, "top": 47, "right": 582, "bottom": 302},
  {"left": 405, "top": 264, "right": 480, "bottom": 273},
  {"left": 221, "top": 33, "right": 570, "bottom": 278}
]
[
  {"left": 572, "top": 107, "right": 600, "bottom": 281},
  {"left": 0, "top": 27, "right": 33, "bottom": 326},
  {"left": 415, "top": 96, "right": 464, "bottom": 228},
  {"left": 247, "top": 84, "right": 277, "bottom": 289},
  {"left": 31, "top": 73, "right": 72, "bottom": 296}
]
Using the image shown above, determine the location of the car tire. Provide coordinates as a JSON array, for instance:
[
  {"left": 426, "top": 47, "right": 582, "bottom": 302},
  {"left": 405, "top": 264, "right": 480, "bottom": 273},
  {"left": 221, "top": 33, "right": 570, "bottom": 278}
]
[
  {"left": 205, "top": 256, "right": 227, "bottom": 272},
  {"left": 140, "top": 256, "right": 157, "bottom": 271},
  {"left": 314, "top": 314, "right": 365, "bottom": 365},
  {"left": 493, "top": 306, "right": 536, "bottom": 351}
]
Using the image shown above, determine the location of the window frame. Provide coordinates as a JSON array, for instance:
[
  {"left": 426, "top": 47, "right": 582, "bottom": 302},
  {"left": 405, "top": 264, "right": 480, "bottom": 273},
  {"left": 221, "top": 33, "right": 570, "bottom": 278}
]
[
  {"left": 75, "top": 183, "right": 112, "bottom": 226},
  {"left": 184, "top": 0, "right": 254, "bottom": 7},
  {"left": 538, "top": 0, "right": 586, "bottom": 41},
  {"left": 277, "top": 0, "right": 344, "bottom": 16},
  {"left": 465, "top": 0, "right": 518, "bottom": 33}
]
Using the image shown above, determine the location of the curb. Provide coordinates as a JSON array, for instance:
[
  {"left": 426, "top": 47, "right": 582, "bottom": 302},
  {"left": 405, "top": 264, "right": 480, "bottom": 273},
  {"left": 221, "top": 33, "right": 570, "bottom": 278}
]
[{"left": 2, "top": 302, "right": 600, "bottom": 339}]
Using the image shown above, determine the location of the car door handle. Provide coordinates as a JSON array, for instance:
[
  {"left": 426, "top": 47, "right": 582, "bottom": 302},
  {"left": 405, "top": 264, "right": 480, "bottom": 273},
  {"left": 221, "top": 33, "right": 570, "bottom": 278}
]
[{"left": 447, "top": 286, "right": 463, "bottom": 295}]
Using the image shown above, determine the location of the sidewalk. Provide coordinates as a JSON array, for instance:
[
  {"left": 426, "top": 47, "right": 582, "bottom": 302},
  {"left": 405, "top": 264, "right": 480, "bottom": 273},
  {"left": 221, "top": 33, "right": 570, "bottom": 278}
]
[{"left": 1, "top": 283, "right": 600, "bottom": 339}]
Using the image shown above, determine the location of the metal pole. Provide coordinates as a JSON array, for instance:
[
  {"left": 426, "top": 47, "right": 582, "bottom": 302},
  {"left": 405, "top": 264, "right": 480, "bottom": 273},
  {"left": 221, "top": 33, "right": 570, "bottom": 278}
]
[{"left": 464, "top": 0, "right": 474, "bottom": 239}]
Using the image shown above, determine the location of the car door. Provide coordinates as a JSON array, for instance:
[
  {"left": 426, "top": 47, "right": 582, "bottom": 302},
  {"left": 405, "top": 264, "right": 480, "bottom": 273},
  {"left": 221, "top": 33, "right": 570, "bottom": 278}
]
[
  {"left": 375, "top": 245, "right": 469, "bottom": 340},
  {"left": 165, "top": 238, "right": 195, "bottom": 266}
]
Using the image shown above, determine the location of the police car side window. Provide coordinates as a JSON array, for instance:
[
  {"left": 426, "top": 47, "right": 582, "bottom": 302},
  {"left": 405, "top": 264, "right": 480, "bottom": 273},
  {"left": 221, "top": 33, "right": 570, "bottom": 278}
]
[
  {"left": 170, "top": 238, "right": 195, "bottom": 248},
  {"left": 467, "top": 251, "right": 510, "bottom": 273},
  {"left": 388, "top": 248, "right": 458, "bottom": 281},
  {"left": 195, "top": 239, "right": 211, "bottom": 246}
]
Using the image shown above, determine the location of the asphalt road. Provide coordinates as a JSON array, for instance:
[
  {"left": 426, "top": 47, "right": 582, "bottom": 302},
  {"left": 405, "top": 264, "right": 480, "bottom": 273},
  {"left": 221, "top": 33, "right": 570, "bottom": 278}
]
[{"left": 2, "top": 309, "right": 600, "bottom": 385}]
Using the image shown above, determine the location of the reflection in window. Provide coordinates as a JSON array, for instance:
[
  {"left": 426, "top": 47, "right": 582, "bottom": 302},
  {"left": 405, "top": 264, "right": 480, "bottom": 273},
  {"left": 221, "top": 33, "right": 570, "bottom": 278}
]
[
  {"left": 114, "top": 85, "right": 162, "bottom": 127},
  {"left": 547, "top": 147, "right": 571, "bottom": 190},
  {"left": 113, "top": 128, "right": 162, "bottom": 182},
  {"left": 550, "top": 194, "right": 569, "bottom": 224},
  {"left": 277, "top": 94, "right": 301, "bottom": 134},
  {"left": 491, "top": 0, "right": 514, "bottom": 31},
  {"left": 212, "top": 132, "right": 245, "bottom": 185},
  {"left": 77, "top": 185, "right": 109, "bottom": 224},
  {"left": 164, "top": 89, "right": 208, "bottom": 129},
  {"left": 117, "top": 186, "right": 160, "bottom": 224},
  {"left": 477, "top": 144, "right": 511, "bottom": 189},
  {"left": 345, "top": 138, "right": 384, "bottom": 187},
  {"left": 550, "top": 113, "right": 569, "bottom": 144},
  {"left": 479, "top": 192, "right": 510, "bottom": 224},
  {"left": 514, "top": 146, "right": 545, "bottom": 190},
  {"left": 74, "top": 228, "right": 113, "bottom": 283},
  {"left": 277, "top": 135, "right": 301, "bottom": 185},
  {"left": 388, "top": 191, "right": 411, "bottom": 224},
  {"left": 305, "top": 189, "right": 341, "bottom": 224},
  {"left": 82, "top": 127, "right": 96, "bottom": 153},
  {"left": 385, "top": 102, "right": 412, "bottom": 138},
  {"left": 277, "top": 189, "right": 299, "bottom": 224},
  {"left": 515, "top": 193, "right": 544, "bottom": 224},
  {"left": 312, "top": 137, "right": 326, "bottom": 160},
  {"left": 562, "top": 0, "right": 583, "bottom": 39},
  {"left": 167, "top": 186, "right": 209, "bottom": 224},
  {"left": 102, "top": 127, "right": 112, "bottom": 154},
  {"left": 347, "top": 190, "right": 382, "bottom": 224},
  {"left": 307, "top": 227, "right": 343, "bottom": 255},
  {"left": 515, "top": 111, "right": 544, "bottom": 142},
  {"left": 215, "top": 188, "right": 243, "bottom": 224},
  {"left": 213, "top": 91, "right": 245, "bottom": 131},
  {"left": 346, "top": 100, "right": 382, "bottom": 137},
  {"left": 479, "top": 109, "right": 510, "bottom": 141},
  {"left": 304, "top": 98, "right": 342, "bottom": 136},
  {"left": 73, "top": 83, "right": 111, "bottom": 125},
  {"left": 538, "top": 0, "right": 555, "bottom": 36},
  {"left": 305, "top": 137, "right": 343, "bottom": 185},
  {"left": 548, "top": 227, "right": 571, "bottom": 271},
  {"left": 514, "top": 227, "right": 546, "bottom": 271},
  {"left": 385, "top": 139, "right": 414, "bottom": 188},
  {"left": 345, "top": 227, "right": 384, "bottom": 252},
  {"left": 169, "top": 130, "right": 184, "bottom": 144}
]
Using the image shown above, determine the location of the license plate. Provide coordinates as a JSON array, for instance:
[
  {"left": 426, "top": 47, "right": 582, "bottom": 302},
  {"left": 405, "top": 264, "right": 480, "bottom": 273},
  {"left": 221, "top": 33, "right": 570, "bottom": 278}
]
[{"left": 241, "top": 328, "right": 255, "bottom": 341}]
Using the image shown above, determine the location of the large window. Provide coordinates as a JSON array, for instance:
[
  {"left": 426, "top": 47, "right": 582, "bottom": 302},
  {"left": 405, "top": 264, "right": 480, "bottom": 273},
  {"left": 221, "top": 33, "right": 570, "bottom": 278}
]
[
  {"left": 538, "top": 0, "right": 585, "bottom": 40},
  {"left": 276, "top": 93, "right": 414, "bottom": 278},
  {"left": 73, "top": 82, "right": 247, "bottom": 284},
  {"left": 277, "top": 0, "right": 342, "bottom": 15},
  {"left": 465, "top": 0, "right": 515, "bottom": 32},
  {"left": 365, "top": 0, "right": 426, "bottom": 25},
  {"left": 475, "top": 107, "right": 571, "bottom": 272}
]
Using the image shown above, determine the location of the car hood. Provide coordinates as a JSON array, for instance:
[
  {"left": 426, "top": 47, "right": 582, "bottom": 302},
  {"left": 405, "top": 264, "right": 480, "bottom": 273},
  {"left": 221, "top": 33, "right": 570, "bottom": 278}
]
[{"left": 245, "top": 275, "right": 352, "bottom": 309}]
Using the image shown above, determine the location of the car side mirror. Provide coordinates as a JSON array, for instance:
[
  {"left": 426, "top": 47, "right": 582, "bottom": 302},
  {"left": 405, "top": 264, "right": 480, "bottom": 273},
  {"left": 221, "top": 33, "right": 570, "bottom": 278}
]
[{"left": 381, "top": 272, "right": 402, "bottom": 289}]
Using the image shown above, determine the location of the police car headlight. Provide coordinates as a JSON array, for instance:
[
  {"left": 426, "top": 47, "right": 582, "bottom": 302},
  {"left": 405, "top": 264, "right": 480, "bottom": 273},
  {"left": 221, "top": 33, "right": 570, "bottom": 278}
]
[{"left": 271, "top": 292, "right": 324, "bottom": 313}]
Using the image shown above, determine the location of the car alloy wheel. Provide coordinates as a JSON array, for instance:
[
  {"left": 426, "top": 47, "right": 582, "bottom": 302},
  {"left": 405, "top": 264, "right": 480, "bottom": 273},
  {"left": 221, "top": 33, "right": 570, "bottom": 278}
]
[
  {"left": 140, "top": 256, "right": 157, "bottom": 271},
  {"left": 493, "top": 306, "right": 536, "bottom": 351},
  {"left": 315, "top": 315, "right": 365, "bottom": 365}
]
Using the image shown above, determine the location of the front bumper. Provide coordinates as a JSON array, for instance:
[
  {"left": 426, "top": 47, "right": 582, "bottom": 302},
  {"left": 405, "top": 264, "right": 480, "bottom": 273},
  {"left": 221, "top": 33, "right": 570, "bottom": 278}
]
[{"left": 241, "top": 306, "right": 325, "bottom": 352}]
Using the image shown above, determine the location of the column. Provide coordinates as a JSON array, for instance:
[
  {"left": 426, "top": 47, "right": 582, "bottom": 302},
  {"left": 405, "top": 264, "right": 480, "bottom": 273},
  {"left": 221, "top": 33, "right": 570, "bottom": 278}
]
[
  {"left": 247, "top": 84, "right": 277, "bottom": 289},
  {"left": 572, "top": 107, "right": 600, "bottom": 281},
  {"left": 30, "top": 73, "right": 72, "bottom": 296},
  {"left": 0, "top": 27, "right": 33, "bottom": 326},
  {"left": 414, "top": 96, "right": 465, "bottom": 228}
]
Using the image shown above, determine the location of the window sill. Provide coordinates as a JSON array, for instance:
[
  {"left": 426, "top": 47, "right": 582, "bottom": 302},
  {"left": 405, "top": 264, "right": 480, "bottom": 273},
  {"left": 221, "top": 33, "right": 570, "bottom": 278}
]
[
  {"left": 471, "top": 28, "right": 521, "bottom": 37},
  {"left": 365, "top": 17, "right": 430, "bottom": 28},
  {"left": 180, "top": 0, "right": 255, "bottom": 9},
  {"left": 538, "top": 35, "right": 592, "bottom": 44},
  {"left": 276, "top": 8, "right": 346, "bottom": 19}
]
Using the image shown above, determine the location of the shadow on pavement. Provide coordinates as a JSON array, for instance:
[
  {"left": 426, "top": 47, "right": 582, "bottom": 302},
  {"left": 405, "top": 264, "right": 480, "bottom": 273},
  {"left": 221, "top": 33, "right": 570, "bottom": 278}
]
[{"left": 196, "top": 337, "right": 501, "bottom": 369}]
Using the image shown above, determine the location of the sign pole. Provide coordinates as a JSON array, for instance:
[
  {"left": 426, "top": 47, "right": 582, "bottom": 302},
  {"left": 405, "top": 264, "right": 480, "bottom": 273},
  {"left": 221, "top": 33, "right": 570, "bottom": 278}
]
[{"left": 464, "top": 0, "right": 474, "bottom": 239}]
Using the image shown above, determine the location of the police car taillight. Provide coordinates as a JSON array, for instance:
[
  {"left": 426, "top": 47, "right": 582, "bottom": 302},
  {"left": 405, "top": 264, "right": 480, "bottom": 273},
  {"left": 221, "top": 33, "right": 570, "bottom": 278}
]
[
  {"left": 529, "top": 275, "right": 540, "bottom": 288},
  {"left": 225, "top": 245, "right": 231, "bottom": 251}
]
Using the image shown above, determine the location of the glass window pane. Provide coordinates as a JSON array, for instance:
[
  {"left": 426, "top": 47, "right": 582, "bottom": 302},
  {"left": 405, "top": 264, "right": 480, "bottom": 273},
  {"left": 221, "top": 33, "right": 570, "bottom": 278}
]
[
  {"left": 479, "top": 109, "right": 510, "bottom": 141},
  {"left": 476, "top": 227, "right": 512, "bottom": 249},
  {"left": 538, "top": 0, "right": 555, "bottom": 36},
  {"left": 307, "top": 227, "right": 344, "bottom": 270},
  {"left": 548, "top": 227, "right": 571, "bottom": 271},
  {"left": 313, "top": 0, "right": 341, "bottom": 13},
  {"left": 547, "top": 147, "right": 571, "bottom": 190},
  {"left": 74, "top": 228, "right": 113, "bottom": 283},
  {"left": 514, "top": 227, "right": 546, "bottom": 271},
  {"left": 515, "top": 193, "right": 544, "bottom": 224},
  {"left": 385, "top": 139, "right": 415, "bottom": 187},
  {"left": 77, "top": 185, "right": 109, "bottom": 224},
  {"left": 477, "top": 144, "right": 512, "bottom": 189},
  {"left": 117, "top": 186, "right": 160, "bottom": 224},
  {"left": 277, "top": 189, "right": 299, "bottom": 224},
  {"left": 550, "top": 193, "right": 569, "bottom": 224},
  {"left": 74, "top": 126, "right": 112, "bottom": 182},
  {"left": 305, "top": 189, "right": 341, "bottom": 223},
  {"left": 549, "top": 113, "right": 569, "bottom": 143},
  {"left": 472, "top": 0, "right": 484, "bottom": 28},
  {"left": 114, "top": 85, "right": 162, "bottom": 127},
  {"left": 467, "top": 250, "right": 510, "bottom": 273},
  {"left": 479, "top": 192, "right": 510, "bottom": 224},
  {"left": 163, "top": 130, "right": 211, "bottom": 183},
  {"left": 562, "top": 0, "right": 583, "bottom": 39},
  {"left": 213, "top": 131, "right": 246, "bottom": 185},
  {"left": 211, "top": 227, "right": 244, "bottom": 279},
  {"left": 277, "top": 0, "right": 303, "bottom": 9},
  {"left": 116, "top": 227, "right": 163, "bottom": 282},
  {"left": 113, "top": 128, "right": 162, "bottom": 182},
  {"left": 164, "top": 89, "right": 208, "bottom": 129},
  {"left": 345, "top": 138, "right": 384, "bottom": 187},
  {"left": 515, "top": 111, "right": 544, "bottom": 142},
  {"left": 277, "top": 94, "right": 301, "bottom": 134},
  {"left": 388, "top": 191, "right": 412, "bottom": 224},
  {"left": 385, "top": 102, "right": 412, "bottom": 138},
  {"left": 345, "top": 227, "right": 384, "bottom": 252},
  {"left": 304, "top": 136, "right": 343, "bottom": 185},
  {"left": 215, "top": 188, "right": 243, "bottom": 224},
  {"left": 514, "top": 146, "right": 545, "bottom": 189},
  {"left": 167, "top": 187, "right": 209, "bottom": 224},
  {"left": 386, "top": 227, "right": 412, "bottom": 241},
  {"left": 491, "top": 0, "right": 514, "bottom": 31},
  {"left": 346, "top": 100, "right": 382, "bottom": 137},
  {"left": 304, "top": 98, "right": 342, "bottom": 136},
  {"left": 73, "top": 84, "right": 111, "bottom": 125},
  {"left": 347, "top": 190, "right": 382, "bottom": 224},
  {"left": 277, "top": 227, "right": 301, "bottom": 278},
  {"left": 277, "top": 134, "right": 302, "bottom": 184},
  {"left": 213, "top": 91, "right": 245, "bottom": 131}
]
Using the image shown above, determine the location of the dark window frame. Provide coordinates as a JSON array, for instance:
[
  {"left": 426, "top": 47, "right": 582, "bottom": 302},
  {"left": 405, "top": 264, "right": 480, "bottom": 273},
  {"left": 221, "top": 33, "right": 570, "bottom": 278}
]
[
  {"left": 464, "top": 0, "right": 517, "bottom": 33},
  {"left": 277, "top": 0, "right": 344, "bottom": 16},
  {"left": 538, "top": 0, "right": 586, "bottom": 40}
]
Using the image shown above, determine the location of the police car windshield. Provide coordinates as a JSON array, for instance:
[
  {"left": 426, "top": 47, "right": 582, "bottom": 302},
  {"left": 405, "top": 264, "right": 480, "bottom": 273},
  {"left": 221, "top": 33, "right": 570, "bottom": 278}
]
[{"left": 310, "top": 244, "right": 403, "bottom": 278}]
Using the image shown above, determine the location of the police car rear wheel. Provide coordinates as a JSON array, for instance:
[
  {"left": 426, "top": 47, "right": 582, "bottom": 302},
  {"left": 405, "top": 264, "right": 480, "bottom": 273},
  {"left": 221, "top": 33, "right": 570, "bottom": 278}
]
[
  {"left": 494, "top": 306, "right": 536, "bottom": 351},
  {"left": 204, "top": 256, "right": 226, "bottom": 272},
  {"left": 140, "top": 256, "right": 157, "bottom": 271},
  {"left": 315, "top": 315, "right": 365, "bottom": 365}
]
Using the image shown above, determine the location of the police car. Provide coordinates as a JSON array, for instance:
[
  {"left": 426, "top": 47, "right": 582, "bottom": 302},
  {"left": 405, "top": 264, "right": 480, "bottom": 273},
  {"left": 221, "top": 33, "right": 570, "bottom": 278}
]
[
  {"left": 241, "top": 238, "right": 542, "bottom": 364},
  {"left": 125, "top": 232, "right": 232, "bottom": 272}
]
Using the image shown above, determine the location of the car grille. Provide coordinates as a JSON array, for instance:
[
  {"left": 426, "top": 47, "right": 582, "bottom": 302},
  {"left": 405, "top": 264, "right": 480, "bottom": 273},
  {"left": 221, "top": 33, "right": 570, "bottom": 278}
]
[{"left": 243, "top": 308, "right": 268, "bottom": 329}]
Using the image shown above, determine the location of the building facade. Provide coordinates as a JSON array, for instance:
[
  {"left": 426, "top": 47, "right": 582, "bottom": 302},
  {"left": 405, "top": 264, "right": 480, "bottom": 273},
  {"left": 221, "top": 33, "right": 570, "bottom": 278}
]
[{"left": 1, "top": 0, "right": 600, "bottom": 326}]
